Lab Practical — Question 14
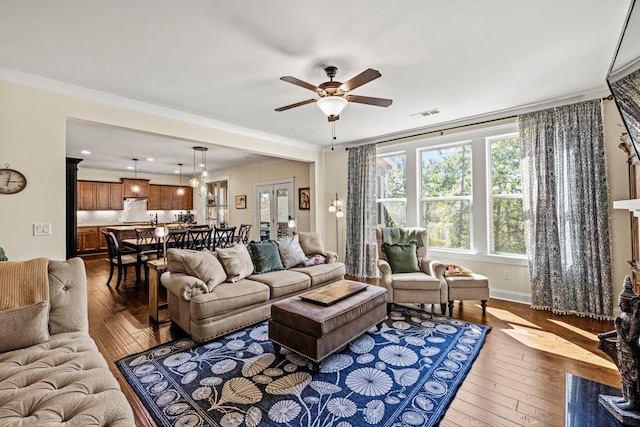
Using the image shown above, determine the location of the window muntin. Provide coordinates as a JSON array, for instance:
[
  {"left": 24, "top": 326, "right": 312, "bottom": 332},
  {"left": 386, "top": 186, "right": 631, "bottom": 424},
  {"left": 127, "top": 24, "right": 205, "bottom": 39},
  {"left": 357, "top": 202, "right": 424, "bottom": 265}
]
[
  {"left": 376, "top": 153, "right": 406, "bottom": 227},
  {"left": 420, "top": 144, "right": 472, "bottom": 250},
  {"left": 490, "top": 136, "right": 525, "bottom": 255}
]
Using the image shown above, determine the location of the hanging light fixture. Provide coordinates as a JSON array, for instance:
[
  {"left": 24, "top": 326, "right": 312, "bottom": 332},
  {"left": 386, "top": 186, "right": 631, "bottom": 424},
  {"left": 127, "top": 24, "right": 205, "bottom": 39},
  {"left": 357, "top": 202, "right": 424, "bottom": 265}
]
[
  {"left": 200, "top": 147, "right": 209, "bottom": 184},
  {"left": 189, "top": 148, "right": 199, "bottom": 188},
  {"left": 131, "top": 158, "right": 141, "bottom": 193},
  {"left": 317, "top": 96, "right": 348, "bottom": 120},
  {"left": 176, "top": 163, "right": 185, "bottom": 196}
]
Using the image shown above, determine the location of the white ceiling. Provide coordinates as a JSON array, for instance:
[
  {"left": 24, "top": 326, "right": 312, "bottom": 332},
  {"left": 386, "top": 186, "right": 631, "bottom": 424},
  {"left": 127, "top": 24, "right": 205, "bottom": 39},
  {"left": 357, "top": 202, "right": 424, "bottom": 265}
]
[{"left": 0, "top": 1, "right": 632, "bottom": 174}]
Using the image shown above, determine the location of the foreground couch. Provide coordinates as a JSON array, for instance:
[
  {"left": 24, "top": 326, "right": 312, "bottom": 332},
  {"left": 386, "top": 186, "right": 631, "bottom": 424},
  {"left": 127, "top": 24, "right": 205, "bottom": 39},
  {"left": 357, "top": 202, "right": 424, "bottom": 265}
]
[
  {"left": 0, "top": 258, "right": 135, "bottom": 426},
  {"left": 162, "top": 233, "right": 346, "bottom": 342}
]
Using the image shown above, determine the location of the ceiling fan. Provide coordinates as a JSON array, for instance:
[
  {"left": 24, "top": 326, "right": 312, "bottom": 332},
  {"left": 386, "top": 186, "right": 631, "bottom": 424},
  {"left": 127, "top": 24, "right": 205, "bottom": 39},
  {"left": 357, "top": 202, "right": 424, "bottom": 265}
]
[{"left": 275, "top": 66, "right": 393, "bottom": 122}]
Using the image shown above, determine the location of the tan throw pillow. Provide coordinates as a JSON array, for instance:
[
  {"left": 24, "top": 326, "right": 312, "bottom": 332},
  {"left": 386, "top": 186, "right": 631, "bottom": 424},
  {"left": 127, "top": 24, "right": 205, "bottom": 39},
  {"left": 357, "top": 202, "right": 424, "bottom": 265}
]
[
  {"left": 295, "top": 231, "right": 325, "bottom": 256},
  {"left": 278, "top": 235, "right": 309, "bottom": 269},
  {"left": 0, "top": 301, "right": 50, "bottom": 352},
  {"left": 215, "top": 244, "right": 254, "bottom": 282},
  {"left": 166, "top": 248, "right": 192, "bottom": 275},
  {"left": 180, "top": 250, "right": 227, "bottom": 291}
]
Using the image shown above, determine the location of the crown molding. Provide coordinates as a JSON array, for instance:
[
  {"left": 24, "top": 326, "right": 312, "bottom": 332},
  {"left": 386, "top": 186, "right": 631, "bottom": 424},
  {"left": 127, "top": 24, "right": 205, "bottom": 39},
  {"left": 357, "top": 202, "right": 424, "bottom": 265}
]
[{"left": 0, "top": 66, "right": 320, "bottom": 152}]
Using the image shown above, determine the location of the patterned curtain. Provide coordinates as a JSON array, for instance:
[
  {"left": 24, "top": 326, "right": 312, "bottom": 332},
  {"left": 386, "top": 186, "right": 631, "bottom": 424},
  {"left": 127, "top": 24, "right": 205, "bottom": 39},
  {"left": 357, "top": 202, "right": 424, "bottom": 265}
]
[
  {"left": 345, "top": 144, "right": 378, "bottom": 277},
  {"left": 519, "top": 99, "right": 613, "bottom": 319}
]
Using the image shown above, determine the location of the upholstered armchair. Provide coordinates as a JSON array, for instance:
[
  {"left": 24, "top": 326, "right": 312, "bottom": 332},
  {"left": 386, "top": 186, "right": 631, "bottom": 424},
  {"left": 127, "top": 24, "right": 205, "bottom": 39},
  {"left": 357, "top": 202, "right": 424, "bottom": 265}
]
[{"left": 375, "top": 227, "right": 448, "bottom": 314}]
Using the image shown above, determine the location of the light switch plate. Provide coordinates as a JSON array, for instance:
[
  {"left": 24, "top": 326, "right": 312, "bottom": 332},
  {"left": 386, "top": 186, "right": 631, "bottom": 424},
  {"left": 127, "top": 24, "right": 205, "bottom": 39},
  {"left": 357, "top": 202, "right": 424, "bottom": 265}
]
[{"left": 33, "top": 223, "right": 52, "bottom": 236}]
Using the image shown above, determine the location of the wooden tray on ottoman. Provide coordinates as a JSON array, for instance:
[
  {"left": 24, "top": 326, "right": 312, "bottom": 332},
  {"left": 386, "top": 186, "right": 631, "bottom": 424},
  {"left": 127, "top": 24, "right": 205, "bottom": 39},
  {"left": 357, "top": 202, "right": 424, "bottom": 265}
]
[
  {"left": 269, "top": 281, "right": 387, "bottom": 373},
  {"left": 299, "top": 280, "right": 367, "bottom": 306}
]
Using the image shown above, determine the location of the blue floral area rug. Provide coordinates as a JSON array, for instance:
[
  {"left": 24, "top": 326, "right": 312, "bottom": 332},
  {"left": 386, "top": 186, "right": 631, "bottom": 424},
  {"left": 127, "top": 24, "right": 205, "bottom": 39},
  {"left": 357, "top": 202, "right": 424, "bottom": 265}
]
[{"left": 116, "top": 304, "right": 491, "bottom": 427}]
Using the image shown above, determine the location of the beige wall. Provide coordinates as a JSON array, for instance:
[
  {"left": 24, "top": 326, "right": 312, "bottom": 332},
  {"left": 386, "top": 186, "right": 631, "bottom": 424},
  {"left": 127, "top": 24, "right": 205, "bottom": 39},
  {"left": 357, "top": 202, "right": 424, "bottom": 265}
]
[{"left": 0, "top": 80, "right": 322, "bottom": 260}]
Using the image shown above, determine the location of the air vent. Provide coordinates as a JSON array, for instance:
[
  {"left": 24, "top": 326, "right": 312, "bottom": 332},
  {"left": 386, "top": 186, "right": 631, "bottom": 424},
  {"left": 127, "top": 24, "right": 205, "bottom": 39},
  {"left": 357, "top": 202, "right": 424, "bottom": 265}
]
[{"left": 411, "top": 108, "right": 440, "bottom": 117}]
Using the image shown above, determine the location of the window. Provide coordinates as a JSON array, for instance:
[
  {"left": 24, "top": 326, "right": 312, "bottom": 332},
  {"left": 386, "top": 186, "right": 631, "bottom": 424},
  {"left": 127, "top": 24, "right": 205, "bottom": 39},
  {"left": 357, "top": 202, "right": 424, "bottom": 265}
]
[
  {"left": 376, "top": 153, "right": 406, "bottom": 227},
  {"left": 376, "top": 121, "right": 526, "bottom": 264},
  {"left": 420, "top": 144, "right": 472, "bottom": 250},
  {"left": 490, "top": 135, "right": 525, "bottom": 254}
]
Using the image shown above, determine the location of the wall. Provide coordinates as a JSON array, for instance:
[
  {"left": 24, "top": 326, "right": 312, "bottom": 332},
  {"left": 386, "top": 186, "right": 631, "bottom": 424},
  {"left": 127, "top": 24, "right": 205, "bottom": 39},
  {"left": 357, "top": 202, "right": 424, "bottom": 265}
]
[
  {"left": 212, "top": 159, "right": 313, "bottom": 242},
  {"left": 0, "top": 80, "right": 322, "bottom": 260}
]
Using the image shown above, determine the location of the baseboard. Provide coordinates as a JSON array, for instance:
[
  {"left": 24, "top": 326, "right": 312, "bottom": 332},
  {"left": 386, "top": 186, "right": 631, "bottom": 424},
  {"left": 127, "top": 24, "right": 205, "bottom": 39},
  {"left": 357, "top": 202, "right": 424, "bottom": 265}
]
[{"left": 489, "top": 288, "right": 531, "bottom": 305}]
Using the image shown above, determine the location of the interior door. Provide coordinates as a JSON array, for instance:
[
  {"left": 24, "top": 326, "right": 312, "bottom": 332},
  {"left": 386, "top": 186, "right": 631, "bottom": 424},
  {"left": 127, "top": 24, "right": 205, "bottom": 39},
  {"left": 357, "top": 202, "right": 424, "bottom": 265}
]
[{"left": 255, "top": 182, "right": 293, "bottom": 241}]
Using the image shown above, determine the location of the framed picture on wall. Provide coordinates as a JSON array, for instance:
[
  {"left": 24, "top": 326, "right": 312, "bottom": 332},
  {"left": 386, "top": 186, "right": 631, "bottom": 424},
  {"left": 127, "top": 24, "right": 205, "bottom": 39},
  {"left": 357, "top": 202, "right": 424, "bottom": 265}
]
[
  {"left": 235, "top": 195, "right": 247, "bottom": 209},
  {"left": 299, "top": 187, "right": 310, "bottom": 210}
]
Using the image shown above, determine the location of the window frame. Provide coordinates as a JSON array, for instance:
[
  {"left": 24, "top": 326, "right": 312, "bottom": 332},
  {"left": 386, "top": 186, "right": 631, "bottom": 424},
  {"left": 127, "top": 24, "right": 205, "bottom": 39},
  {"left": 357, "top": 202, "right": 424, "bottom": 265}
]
[
  {"left": 375, "top": 151, "right": 408, "bottom": 227},
  {"left": 376, "top": 121, "right": 526, "bottom": 266},
  {"left": 419, "top": 141, "right": 473, "bottom": 251}
]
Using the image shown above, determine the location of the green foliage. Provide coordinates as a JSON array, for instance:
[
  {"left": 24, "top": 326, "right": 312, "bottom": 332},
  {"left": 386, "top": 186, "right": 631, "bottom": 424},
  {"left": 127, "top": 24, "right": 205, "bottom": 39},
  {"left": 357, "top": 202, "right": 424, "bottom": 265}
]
[{"left": 0, "top": 246, "right": 7, "bottom": 261}]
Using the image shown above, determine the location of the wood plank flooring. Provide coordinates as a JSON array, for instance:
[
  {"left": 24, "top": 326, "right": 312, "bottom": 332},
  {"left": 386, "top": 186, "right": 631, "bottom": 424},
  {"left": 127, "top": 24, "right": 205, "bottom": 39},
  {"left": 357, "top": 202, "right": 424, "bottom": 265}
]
[{"left": 83, "top": 256, "right": 621, "bottom": 427}]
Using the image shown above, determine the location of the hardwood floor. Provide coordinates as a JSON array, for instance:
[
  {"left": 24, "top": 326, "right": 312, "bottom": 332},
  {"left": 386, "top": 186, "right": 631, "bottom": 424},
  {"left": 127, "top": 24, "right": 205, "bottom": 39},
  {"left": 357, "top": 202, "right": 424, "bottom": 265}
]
[{"left": 83, "top": 257, "right": 621, "bottom": 427}]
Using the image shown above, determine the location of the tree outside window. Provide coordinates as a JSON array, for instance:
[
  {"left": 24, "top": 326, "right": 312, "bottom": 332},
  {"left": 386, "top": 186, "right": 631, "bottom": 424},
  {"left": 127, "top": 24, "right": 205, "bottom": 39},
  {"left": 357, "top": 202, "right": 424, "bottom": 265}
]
[
  {"left": 490, "top": 136, "right": 525, "bottom": 254},
  {"left": 421, "top": 144, "right": 472, "bottom": 250}
]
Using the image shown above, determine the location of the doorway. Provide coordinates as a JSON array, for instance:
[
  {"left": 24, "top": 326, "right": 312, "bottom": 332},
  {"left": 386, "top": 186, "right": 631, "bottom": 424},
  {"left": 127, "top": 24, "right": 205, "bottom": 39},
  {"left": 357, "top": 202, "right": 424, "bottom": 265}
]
[{"left": 255, "top": 179, "right": 293, "bottom": 241}]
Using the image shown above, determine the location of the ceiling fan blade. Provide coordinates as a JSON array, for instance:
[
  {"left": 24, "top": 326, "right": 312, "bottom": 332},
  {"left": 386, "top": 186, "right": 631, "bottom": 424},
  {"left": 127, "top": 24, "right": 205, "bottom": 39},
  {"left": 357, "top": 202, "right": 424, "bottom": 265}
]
[
  {"left": 347, "top": 95, "right": 393, "bottom": 107},
  {"left": 340, "top": 68, "right": 382, "bottom": 92},
  {"left": 275, "top": 98, "right": 317, "bottom": 112},
  {"left": 280, "top": 76, "right": 321, "bottom": 92}
]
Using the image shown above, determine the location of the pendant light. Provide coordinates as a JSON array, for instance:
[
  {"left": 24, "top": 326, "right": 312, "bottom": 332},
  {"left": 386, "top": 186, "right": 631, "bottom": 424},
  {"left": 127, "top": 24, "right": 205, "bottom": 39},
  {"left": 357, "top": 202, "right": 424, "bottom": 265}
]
[
  {"left": 176, "top": 163, "right": 185, "bottom": 196},
  {"left": 131, "top": 158, "right": 141, "bottom": 193},
  {"left": 189, "top": 148, "right": 199, "bottom": 188},
  {"left": 200, "top": 147, "right": 209, "bottom": 184}
]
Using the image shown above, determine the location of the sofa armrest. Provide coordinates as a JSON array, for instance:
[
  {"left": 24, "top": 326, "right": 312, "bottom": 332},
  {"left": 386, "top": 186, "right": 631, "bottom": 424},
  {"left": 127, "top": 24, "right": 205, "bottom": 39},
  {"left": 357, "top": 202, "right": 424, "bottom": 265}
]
[
  {"left": 161, "top": 272, "right": 209, "bottom": 302},
  {"left": 324, "top": 250, "right": 339, "bottom": 263},
  {"left": 376, "top": 259, "right": 393, "bottom": 302}
]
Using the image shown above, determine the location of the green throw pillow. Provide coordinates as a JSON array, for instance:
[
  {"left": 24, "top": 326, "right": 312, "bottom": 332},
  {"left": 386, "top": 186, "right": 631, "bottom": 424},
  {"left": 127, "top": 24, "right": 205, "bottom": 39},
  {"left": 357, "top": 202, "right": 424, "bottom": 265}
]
[
  {"left": 248, "top": 240, "right": 285, "bottom": 274},
  {"left": 382, "top": 241, "right": 419, "bottom": 273}
]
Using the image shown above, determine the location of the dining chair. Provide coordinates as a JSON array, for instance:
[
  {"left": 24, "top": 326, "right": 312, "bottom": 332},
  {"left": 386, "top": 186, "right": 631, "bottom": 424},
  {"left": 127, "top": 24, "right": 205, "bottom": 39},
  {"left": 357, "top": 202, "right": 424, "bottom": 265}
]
[
  {"left": 188, "top": 227, "right": 213, "bottom": 250},
  {"left": 213, "top": 226, "right": 236, "bottom": 249},
  {"left": 164, "top": 229, "right": 188, "bottom": 254},
  {"left": 102, "top": 231, "right": 148, "bottom": 290},
  {"left": 236, "top": 224, "right": 252, "bottom": 244}
]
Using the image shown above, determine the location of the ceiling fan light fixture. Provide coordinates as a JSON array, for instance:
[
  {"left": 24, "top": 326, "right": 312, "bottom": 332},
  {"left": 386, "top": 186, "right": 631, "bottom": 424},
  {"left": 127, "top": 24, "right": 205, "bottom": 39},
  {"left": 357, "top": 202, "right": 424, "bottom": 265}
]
[{"left": 317, "top": 96, "right": 348, "bottom": 118}]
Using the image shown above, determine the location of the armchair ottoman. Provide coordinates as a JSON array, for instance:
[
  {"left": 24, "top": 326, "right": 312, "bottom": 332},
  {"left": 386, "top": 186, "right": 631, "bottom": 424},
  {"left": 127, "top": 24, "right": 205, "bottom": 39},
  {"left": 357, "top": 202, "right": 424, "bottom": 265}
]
[{"left": 445, "top": 273, "right": 490, "bottom": 316}]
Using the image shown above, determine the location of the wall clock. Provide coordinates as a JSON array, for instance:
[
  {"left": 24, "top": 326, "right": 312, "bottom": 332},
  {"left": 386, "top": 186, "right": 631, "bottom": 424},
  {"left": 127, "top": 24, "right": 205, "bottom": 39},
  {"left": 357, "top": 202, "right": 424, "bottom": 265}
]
[{"left": 0, "top": 164, "right": 27, "bottom": 194}]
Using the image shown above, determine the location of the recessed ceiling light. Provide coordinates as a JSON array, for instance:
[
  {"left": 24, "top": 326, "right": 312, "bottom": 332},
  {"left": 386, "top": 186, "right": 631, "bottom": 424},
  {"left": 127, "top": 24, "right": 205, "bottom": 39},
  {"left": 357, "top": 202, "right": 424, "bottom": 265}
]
[
  {"left": 198, "top": 163, "right": 205, "bottom": 167},
  {"left": 147, "top": 158, "right": 154, "bottom": 162},
  {"left": 243, "top": 156, "right": 251, "bottom": 159},
  {"left": 81, "top": 150, "right": 91, "bottom": 155},
  {"left": 174, "top": 170, "right": 180, "bottom": 174},
  {"left": 126, "top": 166, "right": 134, "bottom": 170}
]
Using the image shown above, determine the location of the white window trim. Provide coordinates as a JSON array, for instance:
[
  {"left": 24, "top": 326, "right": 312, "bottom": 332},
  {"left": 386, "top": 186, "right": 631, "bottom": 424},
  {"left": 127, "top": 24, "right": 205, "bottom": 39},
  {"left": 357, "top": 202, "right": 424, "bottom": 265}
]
[{"left": 377, "top": 121, "right": 525, "bottom": 263}]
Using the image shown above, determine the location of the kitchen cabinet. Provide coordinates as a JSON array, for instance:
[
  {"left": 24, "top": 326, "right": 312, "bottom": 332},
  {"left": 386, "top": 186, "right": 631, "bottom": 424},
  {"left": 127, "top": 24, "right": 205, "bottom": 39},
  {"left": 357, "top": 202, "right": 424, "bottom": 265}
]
[
  {"left": 180, "top": 186, "right": 193, "bottom": 210},
  {"left": 122, "top": 178, "right": 150, "bottom": 199},
  {"left": 149, "top": 184, "right": 193, "bottom": 210},
  {"left": 77, "top": 226, "right": 101, "bottom": 253},
  {"left": 148, "top": 185, "right": 162, "bottom": 210},
  {"left": 161, "top": 185, "right": 174, "bottom": 210},
  {"left": 78, "top": 181, "right": 123, "bottom": 210},
  {"left": 78, "top": 181, "right": 96, "bottom": 210}
]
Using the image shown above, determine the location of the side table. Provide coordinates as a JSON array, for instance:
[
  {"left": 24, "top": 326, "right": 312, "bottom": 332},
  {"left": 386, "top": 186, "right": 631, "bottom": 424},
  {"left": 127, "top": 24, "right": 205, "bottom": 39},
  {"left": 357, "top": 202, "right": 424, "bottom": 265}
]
[{"left": 147, "top": 259, "right": 168, "bottom": 323}]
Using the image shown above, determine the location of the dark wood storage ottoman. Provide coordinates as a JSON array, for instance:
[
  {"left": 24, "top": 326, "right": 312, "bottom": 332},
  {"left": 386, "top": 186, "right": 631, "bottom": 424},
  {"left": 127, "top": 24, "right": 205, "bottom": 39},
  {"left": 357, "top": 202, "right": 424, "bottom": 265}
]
[{"left": 269, "top": 281, "right": 387, "bottom": 372}]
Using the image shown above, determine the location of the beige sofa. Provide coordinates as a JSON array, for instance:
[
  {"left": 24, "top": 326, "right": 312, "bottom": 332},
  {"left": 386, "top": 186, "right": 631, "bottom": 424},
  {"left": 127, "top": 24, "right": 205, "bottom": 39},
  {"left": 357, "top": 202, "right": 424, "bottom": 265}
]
[
  {"left": 161, "top": 239, "right": 346, "bottom": 342},
  {"left": 0, "top": 258, "right": 135, "bottom": 426}
]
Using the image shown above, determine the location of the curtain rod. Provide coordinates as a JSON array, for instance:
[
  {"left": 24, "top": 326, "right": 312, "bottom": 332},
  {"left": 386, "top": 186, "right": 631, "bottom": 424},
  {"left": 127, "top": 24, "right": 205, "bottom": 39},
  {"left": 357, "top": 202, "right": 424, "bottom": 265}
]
[
  {"left": 345, "top": 95, "right": 614, "bottom": 150},
  {"left": 345, "top": 115, "right": 516, "bottom": 150}
]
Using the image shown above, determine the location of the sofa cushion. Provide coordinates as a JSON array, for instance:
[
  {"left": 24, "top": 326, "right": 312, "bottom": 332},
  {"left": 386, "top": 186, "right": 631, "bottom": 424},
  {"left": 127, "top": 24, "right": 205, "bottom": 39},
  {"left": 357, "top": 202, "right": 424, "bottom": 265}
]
[
  {"left": 382, "top": 242, "right": 420, "bottom": 273},
  {"left": 0, "top": 301, "right": 50, "bottom": 352},
  {"left": 248, "top": 240, "right": 285, "bottom": 274},
  {"left": 295, "top": 231, "right": 325, "bottom": 256},
  {"left": 249, "top": 270, "right": 311, "bottom": 299},
  {"left": 189, "top": 279, "right": 270, "bottom": 319},
  {"left": 291, "top": 262, "right": 346, "bottom": 287},
  {"left": 181, "top": 250, "right": 227, "bottom": 291},
  {"left": 48, "top": 258, "right": 89, "bottom": 335},
  {"left": 0, "top": 331, "right": 134, "bottom": 426},
  {"left": 278, "top": 235, "right": 309, "bottom": 269},
  {"left": 215, "top": 244, "right": 254, "bottom": 282}
]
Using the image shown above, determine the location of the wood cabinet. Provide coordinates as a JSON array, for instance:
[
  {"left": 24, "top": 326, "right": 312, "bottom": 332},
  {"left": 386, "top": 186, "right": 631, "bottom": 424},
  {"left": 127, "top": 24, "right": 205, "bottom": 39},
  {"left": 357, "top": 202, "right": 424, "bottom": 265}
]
[
  {"left": 78, "top": 181, "right": 96, "bottom": 210},
  {"left": 148, "top": 184, "right": 193, "bottom": 210},
  {"left": 122, "top": 178, "right": 150, "bottom": 199},
  {"left": 78, "top": 181, "right": 123, "bottom": 210},
  {"left": 77, "top": 226, "right": 101, "bottom": 254}
]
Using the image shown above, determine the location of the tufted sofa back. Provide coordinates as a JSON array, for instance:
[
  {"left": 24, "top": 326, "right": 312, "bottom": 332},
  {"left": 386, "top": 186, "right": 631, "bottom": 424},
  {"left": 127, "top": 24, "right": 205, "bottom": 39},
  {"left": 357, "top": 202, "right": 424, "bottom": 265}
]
[{"left": 47, "top": 257, "right": 88, "bottom": 335}]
